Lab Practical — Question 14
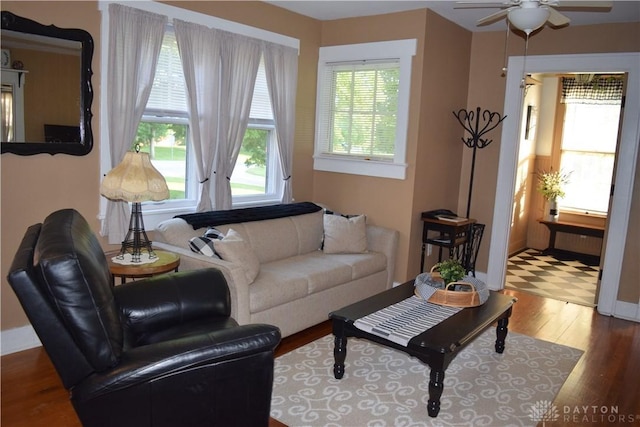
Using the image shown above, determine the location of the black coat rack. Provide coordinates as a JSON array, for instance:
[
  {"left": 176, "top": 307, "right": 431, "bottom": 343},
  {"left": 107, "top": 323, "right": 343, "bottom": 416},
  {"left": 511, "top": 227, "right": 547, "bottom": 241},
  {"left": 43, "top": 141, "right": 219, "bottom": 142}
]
[{"left": 453, "top": 107, "right": 507, "bottom": 218}]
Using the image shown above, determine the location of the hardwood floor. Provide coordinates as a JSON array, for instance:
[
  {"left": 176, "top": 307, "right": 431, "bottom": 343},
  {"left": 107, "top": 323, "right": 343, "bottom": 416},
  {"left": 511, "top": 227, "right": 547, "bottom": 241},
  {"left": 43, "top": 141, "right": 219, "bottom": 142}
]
[{"left": 2, "top": 289, "right": 639, "bottom": 427}]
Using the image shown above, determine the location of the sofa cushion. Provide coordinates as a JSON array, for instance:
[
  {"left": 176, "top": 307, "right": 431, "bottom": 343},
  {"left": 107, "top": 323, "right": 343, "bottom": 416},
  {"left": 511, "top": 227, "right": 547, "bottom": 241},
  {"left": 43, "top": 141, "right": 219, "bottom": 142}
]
[
  {"left": 328, "top": 252, "right": 388, "bottom": 280},
  {"left": 227, "top": 210, "right": 324, "bottom": 263},
  {"left": 213, "top": 229, "right": 260, "bottom": 283},
  {"left": 248, "top": 251, "right": 386, "bottom": 313},
  {"left": 323, "top": 214, "right": 368, "bottom": 254},
  {"left": 156, "top": 218, "right": 203, "bottom": 250},
  {"left": 249, "top": 263, "right": 309, "bottom": 313}
]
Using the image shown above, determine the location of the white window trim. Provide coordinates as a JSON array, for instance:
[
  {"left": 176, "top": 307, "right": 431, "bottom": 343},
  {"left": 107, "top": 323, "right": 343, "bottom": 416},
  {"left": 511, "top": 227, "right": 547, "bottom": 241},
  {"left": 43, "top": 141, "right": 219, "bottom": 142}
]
[
  {"left": 313, "top": 39, "right": 416, "bottom": 180},
  {"left": 231, "top": 122, "right": 284, "bottom": 208},
  {"left": 97, "top": 0, "right": 299, "bottom": 228}
]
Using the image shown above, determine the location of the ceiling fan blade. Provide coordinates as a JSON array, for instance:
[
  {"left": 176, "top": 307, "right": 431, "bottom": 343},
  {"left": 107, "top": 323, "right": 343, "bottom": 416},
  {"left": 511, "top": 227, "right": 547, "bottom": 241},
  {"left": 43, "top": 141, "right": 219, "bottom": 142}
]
[
  {"left": 477, "top": 8, "right": 511, "bottom": 25},
  {"left": 547, "top": 7, "right": 571, "bottom": 26},
  {"left": 456, "top": 0, "right": 515, "bottom": 4},
  {"left": 555, "top": 1, "right": 612, "bottom": 9}
]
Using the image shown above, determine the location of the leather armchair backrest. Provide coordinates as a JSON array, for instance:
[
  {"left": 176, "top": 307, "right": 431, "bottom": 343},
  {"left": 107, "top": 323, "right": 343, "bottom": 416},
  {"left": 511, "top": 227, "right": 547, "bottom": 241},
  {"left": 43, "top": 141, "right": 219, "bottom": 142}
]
[
  {"left": 8, "top": 223, "right": 95, "bottom": 389},
  {"left": 35, "top": 209, "right": 123, "bottom": 371}
]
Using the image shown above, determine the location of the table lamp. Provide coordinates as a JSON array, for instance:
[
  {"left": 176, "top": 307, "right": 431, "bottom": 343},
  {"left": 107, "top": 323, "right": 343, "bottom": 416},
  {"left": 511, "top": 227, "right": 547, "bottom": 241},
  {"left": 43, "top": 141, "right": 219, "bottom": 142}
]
[{"left": 100, "top": 147, "right": 169, "bottom": 264}]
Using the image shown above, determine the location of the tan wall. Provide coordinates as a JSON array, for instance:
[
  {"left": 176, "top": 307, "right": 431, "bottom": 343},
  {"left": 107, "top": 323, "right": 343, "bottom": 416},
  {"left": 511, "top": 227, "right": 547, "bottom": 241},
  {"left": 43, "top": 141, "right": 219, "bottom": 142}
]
[
  {"left": 314, "top": 10, "right": 472, "bottom": 281},
  {"left": 619, "top": 146, "right": 640, "bottom": 302},
  {"left": 468, "top": 23, "right": 640, "bottom": 303},
  {"left": 1, "top": 1, "right": 638, "bottom": 334},
  {"left": 1, "top": 1, "right": 102, "bottom": 330}
]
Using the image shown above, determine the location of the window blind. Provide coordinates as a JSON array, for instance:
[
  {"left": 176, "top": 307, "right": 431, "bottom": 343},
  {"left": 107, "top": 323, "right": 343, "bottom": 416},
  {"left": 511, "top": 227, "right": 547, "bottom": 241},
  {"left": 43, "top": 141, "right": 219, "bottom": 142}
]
[
  {"left": 147, "top": 29, "right": 187, "bottom": 113},
  {"left": 317, "top": 60, "right": 399, "bottom": 160}
]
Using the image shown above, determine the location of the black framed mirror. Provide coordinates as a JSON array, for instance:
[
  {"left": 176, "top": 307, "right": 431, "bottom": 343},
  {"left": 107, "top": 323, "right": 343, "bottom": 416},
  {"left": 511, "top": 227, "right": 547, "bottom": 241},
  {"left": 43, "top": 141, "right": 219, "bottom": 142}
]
[{"left": 1, "top": 11, "right": 93, "bottom": 156}]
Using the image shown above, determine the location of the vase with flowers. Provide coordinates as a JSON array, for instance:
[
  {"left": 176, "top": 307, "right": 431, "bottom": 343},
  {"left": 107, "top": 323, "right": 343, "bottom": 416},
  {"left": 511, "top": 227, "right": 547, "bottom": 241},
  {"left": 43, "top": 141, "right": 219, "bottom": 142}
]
[{"left": 537, "top": 169, "right": 571, "bottom": 222}]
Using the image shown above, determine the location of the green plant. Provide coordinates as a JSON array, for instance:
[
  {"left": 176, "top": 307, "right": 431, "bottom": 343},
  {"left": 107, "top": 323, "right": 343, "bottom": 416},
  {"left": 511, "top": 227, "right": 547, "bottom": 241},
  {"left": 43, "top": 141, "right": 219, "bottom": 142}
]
[
  {"left": 537, "top": 169, "right": 571, "bottom": 201},
  {"left": 435, "top": 259, "right": 465, "bottom": 284}
]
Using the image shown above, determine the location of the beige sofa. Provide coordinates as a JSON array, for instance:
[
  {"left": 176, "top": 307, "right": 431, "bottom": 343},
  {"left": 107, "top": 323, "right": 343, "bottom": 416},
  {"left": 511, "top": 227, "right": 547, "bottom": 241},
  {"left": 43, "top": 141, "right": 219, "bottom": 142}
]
[{"left": 153, "top": 204, "right": 399, "bottom": 338}]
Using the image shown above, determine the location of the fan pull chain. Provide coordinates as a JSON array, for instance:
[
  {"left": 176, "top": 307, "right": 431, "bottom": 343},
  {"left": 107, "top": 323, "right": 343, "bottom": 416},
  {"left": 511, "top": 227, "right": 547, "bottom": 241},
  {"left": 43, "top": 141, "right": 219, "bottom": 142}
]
[
  {"left": 502, "top": 22, "right": 510, "bottom": 77},
  {"left": 520, "top": 32, "right": 530, "bottom": 88}
]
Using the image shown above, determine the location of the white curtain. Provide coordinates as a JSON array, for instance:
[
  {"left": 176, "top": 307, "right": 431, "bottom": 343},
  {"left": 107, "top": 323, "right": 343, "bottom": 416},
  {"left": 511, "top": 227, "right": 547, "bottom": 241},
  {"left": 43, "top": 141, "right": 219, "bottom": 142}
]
[
  {"left": 263, "top": 42, "right": 298, "bottom": 203},
  {"left": 214, "top": 32, "right": 262, "bottom": 209},
  {"left": 174, "top": 19, "right": 222, "bottom": 212},
  {"left": 102, "top": 4, "right": 167, "bottom": 243}
]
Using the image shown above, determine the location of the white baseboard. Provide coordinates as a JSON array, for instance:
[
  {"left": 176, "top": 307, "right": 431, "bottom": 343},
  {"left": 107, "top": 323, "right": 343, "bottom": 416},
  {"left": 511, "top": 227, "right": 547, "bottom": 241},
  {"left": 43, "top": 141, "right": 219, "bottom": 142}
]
[
  {"left": 603, "top": 300, "right": 640, "bottom": 323},
  {"left": 1, "top": 325, "right": 42, "bottom": 356}
]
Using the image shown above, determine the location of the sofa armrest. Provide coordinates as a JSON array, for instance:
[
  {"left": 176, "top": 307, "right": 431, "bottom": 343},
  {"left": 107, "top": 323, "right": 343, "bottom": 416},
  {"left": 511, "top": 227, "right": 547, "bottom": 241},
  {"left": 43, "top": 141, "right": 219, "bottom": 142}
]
[
  {"left": 114, "top": 269, "right": 230, "bottom": 337},
  {"left": 152, "top": 242, "right": 252, "bottom": 325},
  {"left": 366, "top": 225, "right": 399, "bottom": 288}
]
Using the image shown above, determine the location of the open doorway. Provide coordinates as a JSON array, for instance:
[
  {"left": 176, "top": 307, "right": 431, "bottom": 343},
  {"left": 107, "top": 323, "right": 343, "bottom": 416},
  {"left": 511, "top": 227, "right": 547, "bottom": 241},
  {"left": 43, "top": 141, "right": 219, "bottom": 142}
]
[
  {"left": 486, "top": 52, "right": 640, "bottom": 321},
  {"left": 504, "top": 72, "right": 624, "bottom": 307}
]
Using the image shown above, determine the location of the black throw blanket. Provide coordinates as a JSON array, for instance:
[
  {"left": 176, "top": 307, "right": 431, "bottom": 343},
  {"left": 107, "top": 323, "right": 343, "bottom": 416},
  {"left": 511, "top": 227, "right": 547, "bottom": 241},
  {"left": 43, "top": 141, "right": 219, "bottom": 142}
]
[{"left": 176, "top": 202, "right": 323, "bottom": 230}]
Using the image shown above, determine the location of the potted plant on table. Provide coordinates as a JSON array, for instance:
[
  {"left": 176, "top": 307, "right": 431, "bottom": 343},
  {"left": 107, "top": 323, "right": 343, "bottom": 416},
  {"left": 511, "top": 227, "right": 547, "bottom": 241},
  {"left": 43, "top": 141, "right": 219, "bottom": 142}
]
[
  {"left": 537, "top": 169, "right": 571, "bottom": 222},
  {"left": 433, "top": 259, "right": 465, "bottom": 284},
  {"left": 414, "top": 259, "right": 490, "bottom": 307}
]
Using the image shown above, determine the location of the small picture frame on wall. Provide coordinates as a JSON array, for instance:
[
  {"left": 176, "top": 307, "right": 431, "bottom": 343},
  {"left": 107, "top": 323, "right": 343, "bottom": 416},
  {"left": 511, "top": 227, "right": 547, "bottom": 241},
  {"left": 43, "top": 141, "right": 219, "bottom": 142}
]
[
  {"left": 1, "top": 49, "right": 11, "bottom": 68},
  {"left": 524, "top": 105, "right": 535, "bottom": 140}
]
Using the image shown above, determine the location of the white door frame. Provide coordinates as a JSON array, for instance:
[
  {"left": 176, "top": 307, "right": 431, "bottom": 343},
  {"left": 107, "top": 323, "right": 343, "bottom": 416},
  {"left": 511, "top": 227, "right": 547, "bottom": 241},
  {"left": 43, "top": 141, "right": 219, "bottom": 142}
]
[{"left": 487, "top": 52, "right": 640, "bottom": 321}]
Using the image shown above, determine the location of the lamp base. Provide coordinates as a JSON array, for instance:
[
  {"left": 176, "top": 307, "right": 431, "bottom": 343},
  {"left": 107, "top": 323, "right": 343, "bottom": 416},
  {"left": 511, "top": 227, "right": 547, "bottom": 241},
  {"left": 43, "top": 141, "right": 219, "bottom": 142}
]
[
  {"left": 111, "top": 251, "right": 158, "bottom": 265},
  {"left": 116, "top": 202, "right": 157, "bottom": 264}
]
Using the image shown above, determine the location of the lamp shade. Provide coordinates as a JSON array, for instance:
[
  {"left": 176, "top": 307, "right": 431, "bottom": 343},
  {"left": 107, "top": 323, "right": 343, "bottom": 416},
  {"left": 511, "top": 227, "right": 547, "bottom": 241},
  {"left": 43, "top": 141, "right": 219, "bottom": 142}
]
[
  {"left": 101, "top": 151, "right": 169, "bottom": 202},
  {"left": 508, "top": 7, "right": 550, "bottom": 34}
]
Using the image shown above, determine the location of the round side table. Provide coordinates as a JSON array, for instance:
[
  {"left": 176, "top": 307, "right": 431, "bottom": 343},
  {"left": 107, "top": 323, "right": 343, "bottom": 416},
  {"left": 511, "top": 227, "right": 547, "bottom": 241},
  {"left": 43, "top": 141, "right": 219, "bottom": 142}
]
[{"left": 106, "top": 250, "right": 180, "bottom": 285}]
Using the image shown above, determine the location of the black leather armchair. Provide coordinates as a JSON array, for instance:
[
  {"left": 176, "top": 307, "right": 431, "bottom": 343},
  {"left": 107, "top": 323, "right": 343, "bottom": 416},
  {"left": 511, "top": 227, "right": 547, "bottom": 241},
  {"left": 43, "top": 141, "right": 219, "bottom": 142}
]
[{"left": 7, "top": 209, "right": 281, "bottom": 427}]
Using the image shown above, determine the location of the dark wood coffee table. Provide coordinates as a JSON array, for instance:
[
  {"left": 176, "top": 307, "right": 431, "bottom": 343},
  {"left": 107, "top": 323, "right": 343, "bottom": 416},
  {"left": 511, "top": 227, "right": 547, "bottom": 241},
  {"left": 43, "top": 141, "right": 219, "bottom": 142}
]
[{"left": 329, "top": 281, "right": 517, "bottom": 418}]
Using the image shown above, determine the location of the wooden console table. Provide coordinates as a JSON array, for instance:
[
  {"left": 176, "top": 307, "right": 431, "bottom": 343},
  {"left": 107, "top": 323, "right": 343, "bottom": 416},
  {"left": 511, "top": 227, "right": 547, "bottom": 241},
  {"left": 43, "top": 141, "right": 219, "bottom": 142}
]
[{"left": 538, "top": 219, "right": 604, "bottom": 261}]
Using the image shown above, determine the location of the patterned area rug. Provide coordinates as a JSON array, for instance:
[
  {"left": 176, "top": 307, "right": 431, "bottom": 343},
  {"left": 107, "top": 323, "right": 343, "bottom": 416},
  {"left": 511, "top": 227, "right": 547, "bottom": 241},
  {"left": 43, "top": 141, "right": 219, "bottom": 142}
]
[{"left": 271, "top": 329, "right": 583, "bottom": 427}]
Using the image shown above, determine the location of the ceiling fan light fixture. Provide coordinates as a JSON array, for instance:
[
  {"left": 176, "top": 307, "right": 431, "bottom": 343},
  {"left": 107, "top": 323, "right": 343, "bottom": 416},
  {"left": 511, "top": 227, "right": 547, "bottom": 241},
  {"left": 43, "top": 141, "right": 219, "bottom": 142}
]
[{"left": 508, "top": 7, "right": 551, "bottom": 34}]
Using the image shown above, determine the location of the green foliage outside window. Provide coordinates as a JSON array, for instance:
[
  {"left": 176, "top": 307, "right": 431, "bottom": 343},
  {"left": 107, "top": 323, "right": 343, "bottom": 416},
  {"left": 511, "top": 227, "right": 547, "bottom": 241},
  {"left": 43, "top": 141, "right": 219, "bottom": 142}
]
[{"left": 331, "top": 66, "right": 398, "bottom": 158}]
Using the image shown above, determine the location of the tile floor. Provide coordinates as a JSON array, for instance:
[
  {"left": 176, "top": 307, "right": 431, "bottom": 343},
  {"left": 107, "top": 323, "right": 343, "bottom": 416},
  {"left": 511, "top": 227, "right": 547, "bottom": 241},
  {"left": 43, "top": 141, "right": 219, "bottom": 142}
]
[{"left": 505, "top": 248, "right": 599, "bottom": 307}]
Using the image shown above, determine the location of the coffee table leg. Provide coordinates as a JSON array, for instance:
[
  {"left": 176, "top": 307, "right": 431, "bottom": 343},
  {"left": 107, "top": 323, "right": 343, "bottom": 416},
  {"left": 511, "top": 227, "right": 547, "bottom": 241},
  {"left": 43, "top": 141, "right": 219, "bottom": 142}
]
[
  {"left": 333, "top": 334, "right": 347, "bottom": 379},
  {"left": 428, "top": 368, "right": 445, "bottom": 417},
  {"left": 495, "top": 317, "right": 509, "bottom": 354}
]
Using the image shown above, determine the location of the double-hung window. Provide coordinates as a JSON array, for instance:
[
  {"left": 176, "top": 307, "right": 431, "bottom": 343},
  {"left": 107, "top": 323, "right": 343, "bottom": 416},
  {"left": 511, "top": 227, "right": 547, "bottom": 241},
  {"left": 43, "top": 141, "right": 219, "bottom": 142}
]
[
  {"left": 229, "top": 59, "right": 283, "bottom": 206},
  {"left": 558, "top": 76, "right": 623, "bottom": 215},
  {"left": 100, "top": 0, "right": 299, "bottom": 228},
  {"left": 136, "top": 28, "right": 194, "bottom": 210},
  {"left": 314, "top": 39, "right": 416, "bottom": 180},
  {"left": 138, "top": 30, "right": 282, "bottom": 210}
]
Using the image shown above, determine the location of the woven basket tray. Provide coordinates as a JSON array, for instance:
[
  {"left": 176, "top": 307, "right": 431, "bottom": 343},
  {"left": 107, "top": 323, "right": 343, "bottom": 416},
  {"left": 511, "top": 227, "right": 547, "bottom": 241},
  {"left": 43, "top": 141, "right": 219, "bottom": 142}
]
[{"left": 414, "top": 269, "right": 482, "bottom": 308}]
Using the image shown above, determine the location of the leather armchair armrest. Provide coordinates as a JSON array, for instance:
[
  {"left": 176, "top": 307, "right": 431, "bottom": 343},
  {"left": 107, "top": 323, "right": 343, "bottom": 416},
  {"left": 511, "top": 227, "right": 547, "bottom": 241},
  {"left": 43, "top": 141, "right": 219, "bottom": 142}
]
[
  {"left": 114, "top": 268, "right": 230, "bottom": 338},
  {"left": 71, "top": 323, "right": 281, "bottom": 402}
]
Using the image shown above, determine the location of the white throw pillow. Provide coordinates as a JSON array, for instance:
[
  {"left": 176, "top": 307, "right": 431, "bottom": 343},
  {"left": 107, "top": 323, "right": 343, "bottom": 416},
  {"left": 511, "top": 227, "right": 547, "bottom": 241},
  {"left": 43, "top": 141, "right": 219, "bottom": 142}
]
[
  {"left": 323, "top": 214, "right": 368, "bottom": 254},
  {"left": 213, "top": 228, "right": 260, "bottom": 283}
]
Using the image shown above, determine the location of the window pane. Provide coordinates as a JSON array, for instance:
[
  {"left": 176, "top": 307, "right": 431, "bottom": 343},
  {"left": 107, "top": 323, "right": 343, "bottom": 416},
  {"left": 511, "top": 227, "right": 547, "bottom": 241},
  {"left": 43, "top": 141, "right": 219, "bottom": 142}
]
[
  {"left": 147, "top": 30, "right": 187, "bottom": 113},
  {"left": 560, "top": 151, "right": 614, "bottom": 213},
  {"left": 134, "top": 122, "right": 188, "bottom": 200},
  {"left": 562, "top": 104, "right": 620, "bottom": 152},
  {"left": 559, "top": 102, "right": 620, "bottom": 213},
  {"left": 230, "top": 128, "right": 269, "bottom": 196},
  {"left": 328, "top": 63, "right": 398, "bottom": 159}
]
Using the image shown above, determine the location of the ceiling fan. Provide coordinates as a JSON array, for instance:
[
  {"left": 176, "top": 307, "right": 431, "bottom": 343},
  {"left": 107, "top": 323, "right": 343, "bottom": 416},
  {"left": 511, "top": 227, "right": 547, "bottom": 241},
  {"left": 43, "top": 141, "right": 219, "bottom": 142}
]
[{"left": 465, "top": 0, "right": 613, "bottom": 34}]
